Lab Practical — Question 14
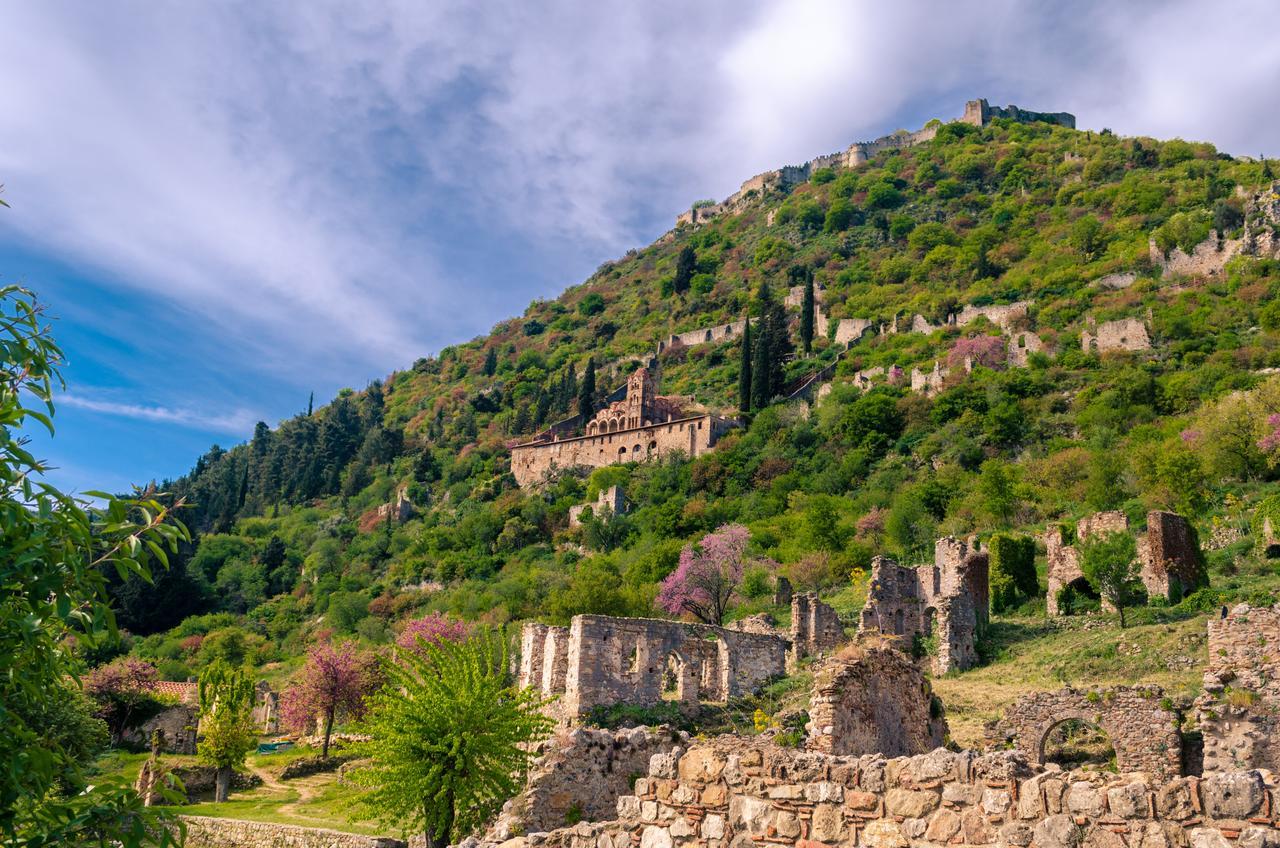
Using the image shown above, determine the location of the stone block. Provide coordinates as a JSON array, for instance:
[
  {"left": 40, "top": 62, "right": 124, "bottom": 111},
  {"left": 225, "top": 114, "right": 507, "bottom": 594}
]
[
  {"left": 1067, "top": 782, "right": 1106, "bottom": 819},
  {"left": 1156, "top": 780, "right": 1196, "bottom": 820},
  {"left": 962, "top": 809, "right": 997, "bottom": 844},
  {"left": 810, "top": 804, "right": 844, "bottom": 842},
  {"left": 639, "top": 826, "right": 671, "bottom": 848},
  {"left": 1107, "top": 782, "right": 1150, "bottom": 819},
  {"left": 1032, "top": 814, "right": 1083, "bottom": 848},
  {"left": 943, "top": 782, "right": 983, "bottom": 806},
  {"left": 925, "top": 809, "right": 962, "bottom": 842},
  {"left": 1201, "top": 772, "right": 1265, "bottom": 820},
  {"left": 885, "top": 788, "right": 939, "bottom": 818},
  {"left": 679, "top": 749, "right": 725, "bottom": 783},
  {"left": 861, "top": 820, "right": 908, "bottom": 848},
  {"left": 701, "top": 815, "right": 725, "bottom": 840}
]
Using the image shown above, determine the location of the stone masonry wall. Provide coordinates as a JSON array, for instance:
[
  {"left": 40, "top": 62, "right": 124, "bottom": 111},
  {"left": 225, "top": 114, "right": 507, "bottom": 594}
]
[
  {"left": 489, "top": 740, "right": 1278, "bottom": 848},
  {"left": 791, "top": 593, "right": 846, "bottom": 661},
  {"left": 991, "top": 686, "right": 1182, "bottom": 779},
  {"left": 1081, "top": 318, "right": 1151, "bottom": 354},
  {"left": 807, "top": 647, "right": 948, "bottom": 757},
  {"left": 519, "top": 615, "right": 788, "bottom": 721},
  {"left": 182, "top": 816, "right": 405, "bottom": 848},
  {"left": 1199, "top": 605, "right": 1280, "bottom": 774},
  {"left": 487, "top": 726, "right": 688, "bottom": 840}
]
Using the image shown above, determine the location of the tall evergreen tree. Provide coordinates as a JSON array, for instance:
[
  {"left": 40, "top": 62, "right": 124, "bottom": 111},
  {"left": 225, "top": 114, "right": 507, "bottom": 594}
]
[
  {"left": 482, "top": 347, "right": 497, "bottom": 377},
  {"left": 577, "top": 357, "right": 596, "bottom": 420},
  {"left": 738, "top": 316, "right": 752, "bottom": 413},
  {"left": 306, "top": 391, "right": 314, "bottom": 416},
  {"left": 750, "top": 320, "right": 771, "bottom": 411},
  {"left": 800, "top": 274, "right": 815, "bottom": 354},
  {"left": 673, "top": 246, "right": 696, "bottom": 295}
]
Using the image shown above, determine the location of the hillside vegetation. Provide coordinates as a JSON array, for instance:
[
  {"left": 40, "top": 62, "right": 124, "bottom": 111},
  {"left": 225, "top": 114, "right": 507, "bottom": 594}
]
[{"left": 96, "top": 114, "right": 1280, "bottom": 733}]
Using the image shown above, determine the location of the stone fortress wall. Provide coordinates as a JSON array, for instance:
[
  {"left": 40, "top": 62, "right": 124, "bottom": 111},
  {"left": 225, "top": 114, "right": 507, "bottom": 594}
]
[{"left": 492, "top": 741, "right": 1280, "bottom": 848}]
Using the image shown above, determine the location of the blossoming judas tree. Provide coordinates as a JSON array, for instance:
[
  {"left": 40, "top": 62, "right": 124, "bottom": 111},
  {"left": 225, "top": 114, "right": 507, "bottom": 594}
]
[
  {"left": 0, "top": 285, "right": 189, "bottom": 845},
  {"left": 280, "top": 641, "right": 380, "bottom": 757},
  {"left": 656, "top": 523, "right": 757, "bottom": 626},
  {"left": 83, "top": 656, "right": 167, "bottom": 745},
  {"left": 395, "top": 612, "right": 471, "bottom": 656},
  {"left": 947, "top": 334, "right": 1006, "bottom": 370}
]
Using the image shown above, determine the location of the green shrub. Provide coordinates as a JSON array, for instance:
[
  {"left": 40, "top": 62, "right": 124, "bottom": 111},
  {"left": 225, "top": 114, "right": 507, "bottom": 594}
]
[{"left": 988, "top": 533, "right": 1038, "bottom": 614}]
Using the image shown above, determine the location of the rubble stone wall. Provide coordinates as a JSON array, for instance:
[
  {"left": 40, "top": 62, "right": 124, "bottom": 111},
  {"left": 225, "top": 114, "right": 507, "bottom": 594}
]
[
  {"left": 807, "top": 647, "right": 948, "bottom": 757},
  {"left": 992, "top": 686, "right": 1182, "bottom": 779},
  {"left": 123, "top": 705, "right": 198, "bottom": 755},
  {"left": 1200, "top": 605, "right": 1280, "bottom": 774},
  {"left": 790, "top": 593, "right": 846, "bottom": 661},
  {"left": 500, "top": 741, "right": 1274, "bottom": 848},
  {"left": 182, "top": 816, "right": 405, "bottom": 848},
  {"left": 1081, "top": 318, "right": 1151, "bottom": 354},
  {"left": 519, "top": 615, "right": 788, "bottom": 721}
]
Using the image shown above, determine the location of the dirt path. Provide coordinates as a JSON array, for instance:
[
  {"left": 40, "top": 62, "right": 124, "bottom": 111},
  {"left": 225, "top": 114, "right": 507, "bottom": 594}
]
[{"left": 246, "top": 762, "right": 327, "bottom": 820}]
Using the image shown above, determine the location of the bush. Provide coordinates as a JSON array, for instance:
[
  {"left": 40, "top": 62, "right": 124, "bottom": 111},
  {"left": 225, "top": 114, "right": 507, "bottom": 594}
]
[{"left": 988, "top": 534, "right": 1038, "bottom": 614}]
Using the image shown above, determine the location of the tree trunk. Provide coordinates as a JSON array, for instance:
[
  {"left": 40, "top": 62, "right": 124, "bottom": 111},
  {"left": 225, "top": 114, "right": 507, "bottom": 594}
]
[
  {"left": 1118, "top": 604, "right": 1126, "bottom": 629},
  {"left": 215, "top": 766, "right": 232, "bottom": 803},
  {"left": 322, "top": 709, "right": 335, "bottom": 758}
]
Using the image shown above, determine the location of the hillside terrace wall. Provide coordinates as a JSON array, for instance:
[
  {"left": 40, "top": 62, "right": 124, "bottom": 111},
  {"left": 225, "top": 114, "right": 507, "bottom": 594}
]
[
  {"left": 510, "top": 414, "right": 737, "bottom": 488},
  {"left": 182, "top": 816, "right": 405, "bottom": 848},
  {"left": 519, "top": 615, "right": 788, "bottom": 722},
  {"left": 488, "top": 741, "right": 1276, "bottom": 848}
]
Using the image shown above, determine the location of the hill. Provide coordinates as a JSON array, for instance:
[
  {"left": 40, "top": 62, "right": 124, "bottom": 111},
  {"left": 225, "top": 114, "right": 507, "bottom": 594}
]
[{"left": 100, "top": 99, "right": 1280, "bottom": 735}]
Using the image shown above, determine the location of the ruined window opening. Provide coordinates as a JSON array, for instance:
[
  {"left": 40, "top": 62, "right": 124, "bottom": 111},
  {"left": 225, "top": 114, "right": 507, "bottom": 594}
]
[
  {"left": 627, "top": 643, "right": 641, "bottom": 674},
  {"left": 662, "top": 654, "right": 681, "bottom": 698},
  {"left": 1056, "top": 577, "right": 1101, "bottom": 616},
  {"left": 893, "top": 608, "right": 905, "bottom": 636},
  {"left": 922, "top": 607, "right": 936, "bottom": 637}
]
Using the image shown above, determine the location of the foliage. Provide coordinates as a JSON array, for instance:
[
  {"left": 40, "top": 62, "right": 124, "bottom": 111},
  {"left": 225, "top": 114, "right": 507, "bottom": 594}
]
[
  {"left": 1079, "top": 531, "right": 1143, "bottom": 628},
  {"left": 280, "top": 642, "right": 380, "bottom": 757},
  {"left": 656, "top": 524, "right": 762, "bottom": 625},
  {"left": 0, "top": 285, "right": 187, "bottom": 846},
  {"left": 987, "top": 534, "right": 1037, "bottom": 614},
  {"left": 83, "top": 656, "right": 168, "bottom": 745},
  {"left": 351, "top": 630, "right": 552, "bottom": 848},
  {"left": 197, "top": 661, "right": 259, "bottom": 802}
]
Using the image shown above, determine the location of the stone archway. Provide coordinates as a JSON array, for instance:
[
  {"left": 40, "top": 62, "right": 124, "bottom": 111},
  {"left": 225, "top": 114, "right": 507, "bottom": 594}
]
[{"left": 993, "top": 686, "right": 1181, "bottom": 778}]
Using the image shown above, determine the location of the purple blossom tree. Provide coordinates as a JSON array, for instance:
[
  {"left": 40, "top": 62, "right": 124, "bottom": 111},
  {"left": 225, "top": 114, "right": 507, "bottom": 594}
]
[
  {"left": 948, "top": 334, "right": 1006, "bottom": 371},
  {"left": 656, "top": 524, "right": 754, "bottom": 625},
  {"left": 395, "top": 612, "right": 471, "bottom": 656},
  {"left": 83, "top": 656, "right": 167, "bottom": 744},
  {"left": 280, "top": 642, "right": 380, "bottom": 757},
  {"left": 1258, "top": 413, "right": 1280, "bottom": 453}
]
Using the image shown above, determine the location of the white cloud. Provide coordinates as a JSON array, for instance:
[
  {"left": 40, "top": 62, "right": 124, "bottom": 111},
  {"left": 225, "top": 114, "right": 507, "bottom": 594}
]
[{"left": 61, "top": 393, "right": 262, "bottom": 436}]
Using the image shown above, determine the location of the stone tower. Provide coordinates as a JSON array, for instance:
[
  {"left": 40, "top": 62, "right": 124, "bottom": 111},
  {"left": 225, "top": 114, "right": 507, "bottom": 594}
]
[{"left": 622, "top": 367, "right": 655, "bottom": 429}]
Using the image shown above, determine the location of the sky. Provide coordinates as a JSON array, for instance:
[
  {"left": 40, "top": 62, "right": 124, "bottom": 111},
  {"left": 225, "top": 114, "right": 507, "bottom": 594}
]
[{"left": 1, "top": 0, "right": 1279, "bottom": 495}]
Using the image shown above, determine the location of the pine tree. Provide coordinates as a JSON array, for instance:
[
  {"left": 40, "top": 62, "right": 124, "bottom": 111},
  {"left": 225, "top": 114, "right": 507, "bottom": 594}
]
[
  {"left": 577, "top": 357, "right": 596, "bottom": 420},
  {"left": 800, "top": 274, "right": 815, "bottom": 354},
  {"left": 483, "top": 347, "right": 497, "bottom": 377},
  {"left": 673, "top": 246, "right": 696, "bottom": 295},
  {"left": 738, "top": 317, "right": 752, "bottom": 413}
]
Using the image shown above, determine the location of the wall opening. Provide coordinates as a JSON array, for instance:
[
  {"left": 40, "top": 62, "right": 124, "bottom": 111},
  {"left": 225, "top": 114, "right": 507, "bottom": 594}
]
[
  {"left": 1056, "top": 577, "right": 1101, "bottom": 616},
  {"left": 1041, "top": 718, "right": 1116, "bottom": 772}
]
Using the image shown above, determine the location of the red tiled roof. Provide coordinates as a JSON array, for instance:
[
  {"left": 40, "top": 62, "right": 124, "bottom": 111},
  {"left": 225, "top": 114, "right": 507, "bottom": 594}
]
[{"left": 153, "top": 680, "right": 199, "bottom": 704}]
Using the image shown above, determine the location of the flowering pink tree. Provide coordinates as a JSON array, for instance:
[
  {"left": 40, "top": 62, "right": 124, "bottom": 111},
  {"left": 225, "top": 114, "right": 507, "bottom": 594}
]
[
  {"left": 83, "top": 656, "right": 164, "bottom": 744},
  {"left": 856, "top": 507, "right": 887, "bottom": 543},
  {"left": 396, "top": 612, "right": 471, "bottom": 656},
  {"left": 280, "top": 642, "right": 380, "bottom": 757},
  {"left": 948, "top": 335, "right": 1005, "bottom": 371},
  {"left": 656, "top": 524, "right": 757, "bottom": 625},
  {"left": 1259, "top": 414, "right": 1280, "bottom": 454}
]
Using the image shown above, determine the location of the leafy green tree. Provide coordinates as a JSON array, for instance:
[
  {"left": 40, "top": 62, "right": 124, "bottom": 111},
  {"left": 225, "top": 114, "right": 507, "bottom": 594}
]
[
  {"left": 1079, "top": 531, "right": 1142, "bottom": 628},
  {"left": 977, "top": 460, "right": 1018, "bottom": 527},
  {"left": 577, "top": 357, "right": 597, "bottom": 420},
  {"left": 0, "top": 285, "right": 188, "bottom": 846},
  {"left": 197, "top": 661, "right": 258, "bottom": 802},
  {"left": 1085, "top": 450, "right": 1129, "bottom": 511},
  {"left": 987, "top": 534, "right": 1037, "bottom": 613},
  {"left": 886, "top": 491, "right": 935, "bottom": 563},
  {"left": 578, "top": 292, "right": 605, "bottom": 316},
  {"left": 673, "top": 246, "right": 696, "bottom": 295},
  {"left": 738, "top": 316, "right": 752, "bottom": 413},
  {"left": 1069, "top": 215, "right": 1105, "bottom": 259},
  {"left": 353, "top": 630, "right": 552, "bottom": 848}
]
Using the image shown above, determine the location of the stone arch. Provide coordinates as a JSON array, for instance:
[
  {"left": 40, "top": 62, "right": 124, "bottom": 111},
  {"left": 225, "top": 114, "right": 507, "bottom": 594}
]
[
  {"left": 633, "top": 443, "right": 642, "bottom": 455},
  {"left": 1037, "top": 713, "right": 1116, "bottom": 771},
  {"left": 704, "top": 330, "right": 713, "bottom": 342},
  {"left": 648, "top": 440, "right": 657, "bottom": 453},
  {"left": 618, "top": 446, "right": 627, "bottom": 458},
  {"left": 994, "top": 686, "right": 1181, "bottom": 778}
]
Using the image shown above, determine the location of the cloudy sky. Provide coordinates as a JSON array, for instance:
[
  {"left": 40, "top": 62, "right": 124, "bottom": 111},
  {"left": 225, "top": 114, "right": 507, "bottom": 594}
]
[{"left": 1, "top": 0, "right": 1278, "bottom": 494}]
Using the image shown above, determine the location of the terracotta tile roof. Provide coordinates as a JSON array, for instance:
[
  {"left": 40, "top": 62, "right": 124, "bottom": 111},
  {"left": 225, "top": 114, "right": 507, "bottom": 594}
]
[{"left": 153, "top": 680, "right": 199, "bottom": 704}]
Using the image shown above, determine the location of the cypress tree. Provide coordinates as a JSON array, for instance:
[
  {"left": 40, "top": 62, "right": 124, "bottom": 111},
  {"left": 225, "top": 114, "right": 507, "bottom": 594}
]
[
  {"left": 1264, "top": 157, "right": 1275, "bottom": 181},
  {"left": 765, "top": 296, "right": 792, "bottom": 398},
  {"left": 738, "top": 317, "right": 752, "bottom": 413},
  {"left": 673, "top": 246, "right": 696, "bottom": 295},
  {"left": 800, "top": 274, "right": 815, "bottom": 354},
  {"left": 483, "top": 347, "right": 497, "bottom": 376},
  {"left": 577, "top": 357, "right": 596, "bottom": 420},
  {"left": 751, "top": 322, "right": 770, "bottom": 411}
]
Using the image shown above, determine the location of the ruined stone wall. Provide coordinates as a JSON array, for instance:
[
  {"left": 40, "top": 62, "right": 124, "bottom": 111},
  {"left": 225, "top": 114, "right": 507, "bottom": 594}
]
[
  {"left": 511, "top": 414, "right": 736, "bottom": 488},
  {"left": 659, "top": 320, "right": 747, "bottom": 353},
  {"left": 486, "top": 726, "right": 688, "bottom": 839},
  {"left": 182, "top": 816, "right": 405, "bottom": 848},
  {"left": 123, "top": 705, "right": 198, "bottom": 755},
  {"left": 569, "top": 486, "right": 628, "bottom": 528},
  {"left": 790, "top": 594, "right": 845, "bottom": 661},
  {"left": 991, "top": 686, "right": 1182, "bottom": 779},
  {"left": 962, "top": 98, "right": 1077, "bottom": 128},
  {"left": 521, "top": 615, "right": 788, "bottom": 721},
  {"left": 1138, "top": 511, "right": 1205, "bottom": 601},
  {"left": 1151, "top": 233, "right": 1244, "bottom": 280},
  {"left": 833, "top": 318, "right": 873, "bottom": 346},
  {"left": 952, "top": 302, "right": 1030, "bottom": 332},
  {"left": 1082, "top": 318, "right": 1151, "bottom": 354},
  {"left": 1006, "top": 331, "right": 1045, "bottom": 367},
  {"left": 911, "top": 362, "right": 949, "bottom": 396},
  {"left": 1200, "top": 604, "right": 1280, "bottom": 774},
  {"left": 497, "top": 742, "right": 1276, "bottom": 848},
  {"left": 807, "top": 647, "right": 947, "bottom": 756}
]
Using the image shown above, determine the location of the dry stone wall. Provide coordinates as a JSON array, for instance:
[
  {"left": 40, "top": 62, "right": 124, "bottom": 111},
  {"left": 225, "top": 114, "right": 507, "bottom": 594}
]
[
  {"left": 1199, "top": 605, "right": 1280, "bottom": 774},
  {"left": 1081, "top": 318, "right": 1151, "bottom": 354},
  {"left": 991, "top": 686, "right": 1182, "bottom": 779},
  {"left": 807, "top": 646, "right": 948, "bottom": 757},
  {"left": 482, "top": 740, "right": 1278, "bottom": 848},
  {"left": 182, "top": 816, "right": 405, "bottom": 848}
]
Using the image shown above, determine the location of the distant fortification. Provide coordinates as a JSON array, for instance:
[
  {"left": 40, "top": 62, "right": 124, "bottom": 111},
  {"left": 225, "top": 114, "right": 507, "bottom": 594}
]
[{"left": 676, "top": 99, "right": 1075, "bottom": 227}]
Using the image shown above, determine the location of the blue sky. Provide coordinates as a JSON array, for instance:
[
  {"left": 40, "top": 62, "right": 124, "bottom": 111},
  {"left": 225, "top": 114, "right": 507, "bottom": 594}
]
[{"left": 2, "top": 0, "right": 1278, "bottom": 494}]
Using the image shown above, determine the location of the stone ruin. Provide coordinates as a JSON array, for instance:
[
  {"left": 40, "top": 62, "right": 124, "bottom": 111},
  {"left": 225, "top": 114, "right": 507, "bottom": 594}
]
[
  {"left": 807, "top": 645, "right": 948, "bottom": 757},
  {"left": 1081, "top": 316, "right": 1152, "bottom": 354},
  {"left": 519, "top": 615, "right": 789, "bottom": 722},
  {"left": 789, "top": 592, "right": 845, "bottom": 662},
  {"left": 569, "top": 485, "right": 628, "bottom": 528},
  {"left": 1043, "top": 510, "right": 1205, "bottom": 616},
  {"left": 990, "top": 686, "right": 1183, "bottom": 780},
  {"left": 1198, "top": 604, "right": 1280, "bottom": 774},
  {"left": 475, "top": 739, "right": 1280, "bottom": 848},
  {"left": 857, "top": 537, "right": 989, "bottom": 674},
  {"left": 485, "top": 725, "right": 688, "bottom": 839}
]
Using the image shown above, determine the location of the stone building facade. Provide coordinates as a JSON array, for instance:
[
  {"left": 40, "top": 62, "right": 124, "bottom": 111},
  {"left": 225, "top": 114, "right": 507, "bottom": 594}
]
[
  {"left": 1081, "top": 317, "right": 1152, "bottom": 354},
  {"left": 961, "top": 98, "right": 1077, "bottom": 128},
  {"left": 990, "top": 686, "right": 1182, "bottom": 779},
  {"left": 510, "top": 368, "right": 738, "bottom": 488},
  {"left": 519, "top": 615, "right": 788, "bottom": 722},
  {"left": 789, "top": 593, "right": 845, "bottom": 662},
  {"left": 951, "top": 301, "right": 1031, "bottom": 332},
  {"left": 857, "top": 537, "right": 989, "bottom": 675},
  {"left": 1198, "top": 604, "right": 1280, "bottom": 774},
  {"left": 1044, "top": 511, "right": 1205, "bottom": 616},
  {"left": 807, "top": 646, "right": 948, "bottom": 757},
  {"left": 488, "top": 741, "right": 1274, "bottom": 848}
]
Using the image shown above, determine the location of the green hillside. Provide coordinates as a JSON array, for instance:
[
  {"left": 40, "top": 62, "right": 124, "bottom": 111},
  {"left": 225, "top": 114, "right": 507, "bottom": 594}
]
[{"left": 98, "top": 111, "right": 1280, "bottom": 737}]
